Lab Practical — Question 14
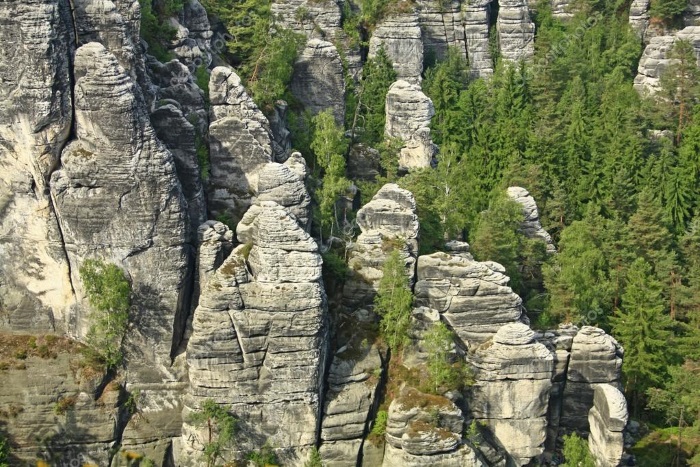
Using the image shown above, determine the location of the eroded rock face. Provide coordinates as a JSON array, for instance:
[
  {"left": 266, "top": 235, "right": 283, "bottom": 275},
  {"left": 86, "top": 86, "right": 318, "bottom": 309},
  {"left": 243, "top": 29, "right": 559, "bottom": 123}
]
[
  {"left": 271, "top": 0, "right": 343, "bottom": 39},
  {"left": 385, "top": 80, "right": 437, "bottom": 170},
  {"left": 497, "top": 0, "right": 535, "bottom": 62},
  {"left": 343, "top": 184, "right": 420, "bottom": 310},
  {"left": 507, "top": 187, "right": 556, "bottom": 253},
  {"left": 416, "top": 0, "right": 467, "bottom": 61},
  {"left": 382, "top": 389, "right": 485, "bottom": 467},
  {"left": 414, "top": 251, "right": 525, "bottom": 346},
  {"left": 634, "top": 27, "right": 700, "bottom": 95},
  {"left": 168, "top": 0, "right": 214, "bottom": 67},
  {"left": 182, "top": 201, "right": 327, "bottom": 463},
  {"left": 291, "top": 40, "right": 346, "bottom": 124},
  {"left": 369, "top": 13, "right": 424, "bottom": 83},
  {"left": 463, "top": 0, "right": 494, "bottom": 78},
  {"left": 468, "top": 323, "right": 554, "bottom": 465},
  {"left": 207, "top": 67, "right": 274, "bottom": 224},
  {"left": 629, "top": 0, "right": 650, "bottom": 38},
  {"left": 560, "top": 326, "right": 623, "bottom": 435},
  {"left": 0, "top": 0, "right": 75, "bottom": 333},
  {"left": 588, "top": 384, "right": 628, "bottom": 467}
]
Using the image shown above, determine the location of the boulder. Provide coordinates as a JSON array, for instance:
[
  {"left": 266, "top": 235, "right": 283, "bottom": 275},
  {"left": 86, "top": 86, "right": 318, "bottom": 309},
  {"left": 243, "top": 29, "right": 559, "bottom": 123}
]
[
  {"left": 385, "top": 80, "right": 437, "bottom": 170},
  {"left": 467, "top": 323, "right": 554, "bottom": 465},
  {"left": 414, "top": 252, "right": 525, "bottom": 346},
  {"left": 588, "top": 384, "right": 628, "bottom": 467}
]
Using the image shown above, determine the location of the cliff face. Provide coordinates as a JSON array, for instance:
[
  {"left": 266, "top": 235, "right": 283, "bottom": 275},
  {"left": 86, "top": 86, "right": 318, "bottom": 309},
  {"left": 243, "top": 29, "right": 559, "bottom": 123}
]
[{"left": 0, "top": 1, "right": 632, "bottom": 466}]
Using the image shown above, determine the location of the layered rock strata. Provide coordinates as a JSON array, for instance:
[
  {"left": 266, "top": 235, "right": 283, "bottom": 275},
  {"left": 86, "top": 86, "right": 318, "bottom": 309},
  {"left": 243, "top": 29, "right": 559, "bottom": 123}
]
[
  {"left": 416, "top": 0, "right": 467, "bottom": 61},
  {"left": 207, "top": 67, "right": 274, "bottom": 224},
  {"left": 463, "top": 0, "right": 495, "bottom": 78},
  {"left": 414, "top": 251, "right": 525, "bottom": 346},
  {"left": 369, "top": 13, "right": 424, "bottom": 83},
  {"left": 507, "top": 186, "right": 556, "bottom": 253},
  {"left": 291, "top": 40, "right": 346, "bottom": 124},
  {"left": 182, "top": 202, "right": 327, "bottom": 463},
  {"left": 468, "top": 323, "right": 554, "bottom": 465},
  {"left": 384, "top": 80, "right": 437, "bottom": 170},
  {"left": 343, "top": 184, "right": 420, "bottom": 311},
  {"left": 496, "top": 0, "right": 535, "bottom": 62},
  {"left": 271, "top": 0, "right": 343, "bottom": 39},
  {"left": 588, "top": 384, "right": 628, "bottom": 467}
]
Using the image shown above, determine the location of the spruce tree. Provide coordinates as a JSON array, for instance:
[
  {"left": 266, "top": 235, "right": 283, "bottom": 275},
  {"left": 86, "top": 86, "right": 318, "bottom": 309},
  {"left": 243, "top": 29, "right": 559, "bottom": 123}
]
[{"left": 374, "top": 250, "right": 413, "bottom": 353}]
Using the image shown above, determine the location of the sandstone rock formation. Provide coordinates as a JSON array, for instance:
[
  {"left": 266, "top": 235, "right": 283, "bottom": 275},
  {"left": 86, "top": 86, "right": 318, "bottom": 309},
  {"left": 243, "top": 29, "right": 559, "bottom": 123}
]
[
  {"left": 634, "top": 26, "right": 700, "bottom": 95},
  {"left": 629, "top": 0, "right": 651, "bottom": 38},
  {"left": 291, "top": 40, "right": 346, "bottom": 124},
  {"left": 497, "top": 0, "right": 535, "bottom": 62},
  {"left": 468, "top": 323, "right": 554, "bottom": 465},
  {"left": 168, "top": 0, "right": 214, "bottom": 67},
  {"left": 343, "top": 184, "right": 420, "bottom": 310},
  {"left": 369, "top": 13, "right": 424, "bottom": 83},
  {"left": 559, "top": 326, "right": 624, "bottom": 434},
  {"left": 236, "top": 156, "right": 312, "bottom": 243},
  {"left": 551, "top": 0, "right": 576, "bottom": 18},
  {"left": 463, "top": 0, "right": 495, "bottom": 78},
  {"left": 182, "top": 202, "right": 327, "bottom": 463},
  {"left": 271, "top": 0, "right": 343, "bottom": 39},
  {"left": 383, "top": 389, "right": 485, "bottom": 467},
  {"left": 414, "top": 251, "right": 525, "bottom": 346},
  {"left": 207, "top": 67, "right": 274, "bottom": 224},
  {"left": 588, "top": 384, "right": 628, "bottom": 467},
  {"left": 416, "top": 0, "right": 467, "bottom": 61},
  {"left": 0, "top": 0, "right": 75, "bottom": 332},
  {"left": 507, "top": 186, "right": 556, "bottom": 253},
  {"left": 384, "top": 80, "right": 437, "bottom": 170}
]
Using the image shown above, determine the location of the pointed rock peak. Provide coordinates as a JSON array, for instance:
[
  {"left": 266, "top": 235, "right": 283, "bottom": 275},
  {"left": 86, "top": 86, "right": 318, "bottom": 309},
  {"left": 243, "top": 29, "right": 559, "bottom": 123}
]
[
  {"left": 253, "top": 201, "right": 317, "bottom": 252},
  {"left": 494, "top": 322, "right": 536, "bottom": 345},
  {"left": 258, "top": 162, "right": 302, "bottom": 191}
]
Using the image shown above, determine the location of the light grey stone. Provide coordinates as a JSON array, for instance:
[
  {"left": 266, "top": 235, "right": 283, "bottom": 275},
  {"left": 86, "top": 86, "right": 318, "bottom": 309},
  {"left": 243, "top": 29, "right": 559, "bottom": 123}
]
[
  {"left": 369, "top": 13, "right": 424, "bottom": 83},
  {"left": 588, "top": 384, "right": 628, "bottom": 467},
  {"left": 507, "top": 186, "right": 556, "bottom": 253},
  {"left": 497, "top": 0, "right": 535, "bottom": 62}
]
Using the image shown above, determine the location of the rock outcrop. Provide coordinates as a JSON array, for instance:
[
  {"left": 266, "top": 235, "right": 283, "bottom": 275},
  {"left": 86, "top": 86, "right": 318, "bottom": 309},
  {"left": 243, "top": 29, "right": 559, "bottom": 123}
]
[
  {"left": 629, "top": 0, "right": 650, "bottom": 38},
  {"left": 167, "top": 0, "right": 214, "bottom": 67},
  {"left": 383, "top": 389, "right": 485, "bottom": 467},
  {"left": 416, "top": 0, "right": 467, "bottom": 61},
  {"left": 343, "top": 184, "right": 420, "bottom": 311},
  {"left": 497, "top": 0, "right": 535, "bottom": 63},
  {"left": 414, "top": 250, "right": 525, "bottom": 346},
  {"left": 634, "top": 26, "right": 700, "bottom": 95},
  {"left": 182, "top": 202, "right": 327, "bottom": 463},
  {"left": 507, "top": 187, "right": 556, "bottom": 253},
  {"left": 369, "top": 13, "right": 424, "bottom": 83},
  {"left": 588, "top": 384, "right": 628, "bottom": 467},
  {"left": 468, "top": 323, "right": 554, "bottom": 465},
  {"left": 385, "top": 80, "right": 437, "bottom": 170},
  {"left": 236, "top": 156, "right": 312, "bottom": 242},
  {"left": 0, "top": 0, "right": 75, "bottom": 333},
  {"left": 291, "top": 40, "right": 346, "bottom": 124},
  {"left": 463, "top": 0, "right": 495, "bottom": 78},
  {"left": 551, "top": 0, "right": 576, "bottom": 18},
  {"left": 271, "top": 0, "right": 343, "bottom": 39},
  {"left": 207, "top": 67, "right": 274, "bottom": 224},
  {"left": 559, "top": 326, "right": 624, "bottom": 435}
]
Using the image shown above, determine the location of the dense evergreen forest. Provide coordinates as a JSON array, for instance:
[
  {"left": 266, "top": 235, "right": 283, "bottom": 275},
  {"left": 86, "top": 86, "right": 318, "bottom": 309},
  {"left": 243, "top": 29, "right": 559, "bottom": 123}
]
[{"left": 136, "top": 0, "right": 700, "bottom": 463}]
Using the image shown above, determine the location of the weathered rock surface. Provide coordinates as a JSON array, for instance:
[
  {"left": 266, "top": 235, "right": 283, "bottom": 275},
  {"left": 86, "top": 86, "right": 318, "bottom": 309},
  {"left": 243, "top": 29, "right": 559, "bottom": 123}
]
[
  {"left": 588, "top": 384, "right": 628, "bottom": 467},
  {"left": 629, "top": 0, "right": 650, "bottom": 38},
  {"left": 182, "top": 201, "right": 327, "bottom": 463},
  {"left": 551, "top": 0, "right": 576, "bottom": 18},
  {"left": 348, "top": 144, "right": 381, "bottom": 181},
  {"left": 343, "top": 184, "right": 420, "bottom": 310},
  {"left": 167, "top": 0, "right": 214, "bottom": 67},
  {"left": 468, "top": 323, "right": 554, "bottom": 465},
  {"left": 271, "top": 0, "right": 343, "bottom": 39},
  {"left": 507, "top": 187, "right": 556, "bottom": 253},
  {"left": 385, "top": 80, "right": 437, "bottom": 170},
  {"left": 497, "top": 0, "right": 535, "bottom": 62},
  {"left": 634, "top": 27, "right": 700, "bottom": 95},
  {"left": 236, "top": 156, "right": 312, "bottom": 243},
  {"left": 560, "top": 326, "right": 623, "bottom": 435},
  {"left": 0, "top": 0, "right": 76, "bottom": 333},
  {"left": 687, "top": 0, "right": 700, "bottom": 26},
  {"left": 369, "top": 13, "right": 424, "bottom": 83},
  {"left": 382, "top": 389, "right": 484, "bottom": 467},
  {"left": 207, "top": 66, "right": 274, "bottom": 224},
  {"left": 291, "top": 40, "right": 346, "bottom": 124},
  {"left": 463, "top": 0, "right": 494, "bottom": 78},
  {"left": 320, "top": 342, "right": 384, "bottom": 466},
  {"left": 416, "top": 0, "right": 467, "bottom": 61},
  {"left": 414, "top": 251, "right": 525, "bottom": 346}
]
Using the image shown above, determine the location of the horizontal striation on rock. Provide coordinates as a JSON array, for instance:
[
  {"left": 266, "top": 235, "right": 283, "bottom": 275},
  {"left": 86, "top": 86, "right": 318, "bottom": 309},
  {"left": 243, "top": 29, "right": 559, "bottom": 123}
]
[
  {"left": 496, "top": 0, "right": 535, "bottom": 62},
  {"left": 369, "top": 13, "right": 424, "bottom": 83},
  {"left": 462, "top": 0, "right": 494, "bottom": 78}
]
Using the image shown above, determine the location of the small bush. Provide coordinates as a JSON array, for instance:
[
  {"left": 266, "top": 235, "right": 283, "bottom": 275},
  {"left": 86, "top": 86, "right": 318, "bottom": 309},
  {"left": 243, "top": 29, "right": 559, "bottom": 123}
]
[
  {"left": 53, "top": 395, "right": 77, "bottom": 415},
  {"left": 247, "top": 441, "right": 279, "bottom": 467}
]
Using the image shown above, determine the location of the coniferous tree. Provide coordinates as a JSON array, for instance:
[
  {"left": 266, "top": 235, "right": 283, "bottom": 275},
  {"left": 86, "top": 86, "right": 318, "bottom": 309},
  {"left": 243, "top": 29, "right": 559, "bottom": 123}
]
[{"left": 375, "top": 250, "right": 413, "bottom": 353}]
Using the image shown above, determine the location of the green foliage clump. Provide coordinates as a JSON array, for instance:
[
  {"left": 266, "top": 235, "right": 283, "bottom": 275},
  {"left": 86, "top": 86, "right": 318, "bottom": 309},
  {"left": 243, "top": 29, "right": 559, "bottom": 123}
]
[
  {"left": 189, "top": 399, "right": 237, "bottom": 467},
  {"left": 374, "top": 250, "right": 413, "bottom": 352},
  {"left": 423, "top": 322, "right": 467, "bottom": 394},
  {"left": 79, "top": 260, "right": 131, "bottom": 370},
  {"left": 561, "top": 433, "right": 595, "bottom": 467},
  {"left": 649, "top": 0, "right": 687, "bottom": 21},
  {"left": 370, "top": 410, "right": 388, "bottom": 437},
  {"left": 138, "top": 0, "right": 179, "bottom": 62},
  {"left": 246, "top": 441, "right": 279, "bottom": 467},
  {"left": 304, "top": 447, "right": 323, "bottom": 467},
  {"left": 0, "top": 432, "right": 9, "bottom": 467}
]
